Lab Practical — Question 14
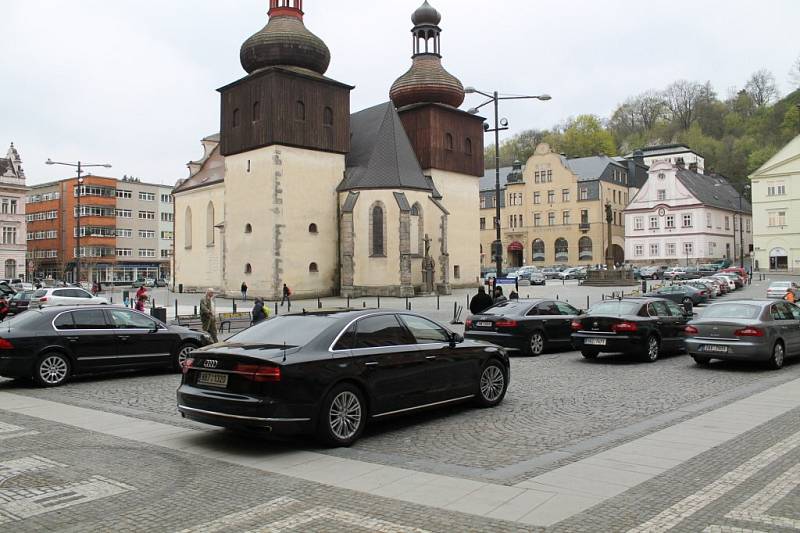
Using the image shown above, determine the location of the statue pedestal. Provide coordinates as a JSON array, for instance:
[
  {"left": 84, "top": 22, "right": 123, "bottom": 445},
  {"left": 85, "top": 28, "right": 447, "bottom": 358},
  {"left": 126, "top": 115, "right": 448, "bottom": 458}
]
[{"left": 583, "top": 269, "right": 639, "bottom": 287}]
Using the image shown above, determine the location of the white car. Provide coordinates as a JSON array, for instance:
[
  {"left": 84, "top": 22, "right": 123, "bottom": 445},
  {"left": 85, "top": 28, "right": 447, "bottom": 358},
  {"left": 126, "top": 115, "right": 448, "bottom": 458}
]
[
  {"left": 711, "top": 275, "right": 736, "bottom": 292},
  {"left": 767, "top": 281, "right": 798, "bottom": 299},
  {"left": 32, "top": 287, "right": 109, "bottom": 308},
  {"left": 696, "top": 278, "right": 723, "bottom": 297}
]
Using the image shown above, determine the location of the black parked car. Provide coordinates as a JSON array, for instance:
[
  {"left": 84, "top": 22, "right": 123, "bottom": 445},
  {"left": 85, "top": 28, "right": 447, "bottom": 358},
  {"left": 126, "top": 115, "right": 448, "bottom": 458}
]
[
  {"left": 465, "top": 299, "right": 581, "bottom": 356},
  {"left": 571, "top": 298, "right": 690, "bottom": 362},
  {"left": 177, "top": 310, "right": 509, "bottom": 447},
  {"left": 0, "top": 306, "right": 210, "bottom": 387},
  {"left": 7, "top": 290, "right": 34, "bottom": 316}
]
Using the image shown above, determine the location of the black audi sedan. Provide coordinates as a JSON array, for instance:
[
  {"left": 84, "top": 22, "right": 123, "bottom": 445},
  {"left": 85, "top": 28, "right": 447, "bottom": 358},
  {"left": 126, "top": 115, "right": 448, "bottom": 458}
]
[
  {"left": 177, "top": 309, "right": 509, "bottom": 447},
  {"left": 571, "top": 298, "right": 690, "bottom": 362},
  {"left": 0, "top": 306, "right": 210, "bottom": 387},
  {"left": 465, "top": 299, "right": 582, "bottom": 356}
]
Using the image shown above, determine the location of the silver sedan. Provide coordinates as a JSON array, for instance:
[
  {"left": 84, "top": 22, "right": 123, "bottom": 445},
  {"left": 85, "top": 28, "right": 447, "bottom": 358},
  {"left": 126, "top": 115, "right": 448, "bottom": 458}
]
[{"left": 685, "top": 300, "right": 800, "bottom": 369}]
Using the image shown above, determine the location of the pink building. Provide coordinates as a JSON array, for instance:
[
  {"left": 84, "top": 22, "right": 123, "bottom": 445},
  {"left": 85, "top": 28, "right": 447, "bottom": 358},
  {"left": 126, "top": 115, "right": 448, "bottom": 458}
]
[{"left": 0, "top": 144, "right": 28, "bottom": 279}]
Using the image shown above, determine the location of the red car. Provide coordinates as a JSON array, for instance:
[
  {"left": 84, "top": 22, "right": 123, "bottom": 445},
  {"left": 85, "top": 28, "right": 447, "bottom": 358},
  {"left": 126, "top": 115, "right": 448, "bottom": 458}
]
[{"left": 721, "top": 267, "right": 749, "bottom": 283}]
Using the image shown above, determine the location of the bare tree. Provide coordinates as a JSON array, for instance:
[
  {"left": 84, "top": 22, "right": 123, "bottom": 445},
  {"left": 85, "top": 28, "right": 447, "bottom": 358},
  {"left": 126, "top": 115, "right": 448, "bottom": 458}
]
[
  {"left": 610, "top": 90, "right": 665, "bottom": 137},
  {"left": 745, "top": 69, "right": 779, "bottom": 107},
  {"left": 790, "top": 55, "right": 800, "bottom": 89},
  {"left": 662, "top": 80, "right": 704, "bottom": 130},
  {"left": 635, "top": 90, "right": 666, "bottom": 130}
]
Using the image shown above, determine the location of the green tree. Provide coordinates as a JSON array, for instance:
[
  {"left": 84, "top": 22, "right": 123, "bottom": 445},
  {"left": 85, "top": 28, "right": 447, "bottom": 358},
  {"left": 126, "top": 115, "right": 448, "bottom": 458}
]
[{"left": 546, "top": 115, "right": 616, "bottom": 157}]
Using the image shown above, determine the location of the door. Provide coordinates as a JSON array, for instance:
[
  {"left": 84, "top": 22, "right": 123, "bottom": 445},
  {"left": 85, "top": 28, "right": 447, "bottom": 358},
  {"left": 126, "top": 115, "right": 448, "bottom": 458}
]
[
  {"left": 348, "top": 314, "right": 429, "bottom": 414},
  {"left": 60, "top": 309, "right": 115, "bottom": 371},
  {"left": 105, "top": 308, "right": 174, "bottom": 366},
  {"left": 554, "top": 302, "right": 581, "bottom": 344},
  {"left": 651, "top": 300, "right": 680, "bottom": 351},
  {"left": 773, "top": 302, "right": 800, "bottom": 355},
  {"left": 532, "top": 301, "right": 566, "bottom": 342}
]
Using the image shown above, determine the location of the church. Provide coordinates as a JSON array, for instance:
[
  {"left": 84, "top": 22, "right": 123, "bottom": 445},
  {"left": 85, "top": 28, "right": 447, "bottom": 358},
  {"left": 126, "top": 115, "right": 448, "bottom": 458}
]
[{"left": 173, "top": 1, "right": 484, "bottom": 299}]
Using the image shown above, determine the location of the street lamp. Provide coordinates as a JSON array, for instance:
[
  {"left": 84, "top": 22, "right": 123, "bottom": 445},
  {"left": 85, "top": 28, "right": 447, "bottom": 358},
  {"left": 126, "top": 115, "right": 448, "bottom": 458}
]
[
  {"left": 739, "top": 184, "right": 751, "bottom": 269},
  {"left": 45, "top": 159, "right": 112, "bottom": 285},
  {"left": 465, "top": 88, "right": 551, "bottom": 278}
]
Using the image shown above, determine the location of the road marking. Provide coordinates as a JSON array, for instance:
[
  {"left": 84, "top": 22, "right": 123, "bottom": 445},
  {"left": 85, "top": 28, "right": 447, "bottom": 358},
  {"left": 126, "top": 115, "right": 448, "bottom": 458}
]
[
  {"left": 0, "top": 421, "right": 38, "bottom": 441},
  {"left": 175, "top": 497, "right": 299, "bottom": 533},
  {"left": 703, "top": 527, "right": 768, "bottom": 533},
  {"left": 726, "top": 462, "right": 800, "bottom": 530},
  {"left": 627, "top": 429, "right": 800, "bottom": 533},
  {"left": 0, "top": 455, "right": 66, "bottom": 484}
]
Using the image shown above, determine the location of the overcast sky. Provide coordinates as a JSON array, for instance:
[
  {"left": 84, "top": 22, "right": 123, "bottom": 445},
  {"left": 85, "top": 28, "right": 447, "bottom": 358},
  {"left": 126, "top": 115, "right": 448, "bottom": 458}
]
[{"left": 3, "top": 0, "right": 799, "bottom": 186}]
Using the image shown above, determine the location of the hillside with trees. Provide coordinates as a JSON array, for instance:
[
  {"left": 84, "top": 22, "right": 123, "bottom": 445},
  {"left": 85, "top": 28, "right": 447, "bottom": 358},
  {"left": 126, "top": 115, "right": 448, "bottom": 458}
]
[{"left": 486, "top": 67, "right": 800, "bottom": 190}]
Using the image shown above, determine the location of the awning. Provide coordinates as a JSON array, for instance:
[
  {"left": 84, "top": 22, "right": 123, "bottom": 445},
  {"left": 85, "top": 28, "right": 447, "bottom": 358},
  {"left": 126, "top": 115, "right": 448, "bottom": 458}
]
[{"left": 507, "top": 241, "right": 524, "bottom": 252}]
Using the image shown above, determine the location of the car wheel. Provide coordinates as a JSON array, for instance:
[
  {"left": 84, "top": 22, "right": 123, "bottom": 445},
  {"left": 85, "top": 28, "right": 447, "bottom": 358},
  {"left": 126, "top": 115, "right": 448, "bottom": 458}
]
[
  {"left": 174, "top": 343, "right": 198, "bottom": 371},
  {"left": 316, "top": 383, "right": 366, "bottom": 447},
  {"left": 643, "top": 336, "right": 660, "bottom": 363},
  {"left": 581, "top": 348, "right": 599, "bottom": 359},
  {"left": 475, "top": 360, "right": 507, "bottom": 407},
  {"left": 692, "top": 355, "right": 711, "bottom": 366},
  {"left": 34, "top": 352, "right": 71, "bottom": 387},
  {"left": 526, "top": 331, "right": 545, "bottom": 356},
  {"left": 767, "top": 342, "right": 785, "bottom": 370}
]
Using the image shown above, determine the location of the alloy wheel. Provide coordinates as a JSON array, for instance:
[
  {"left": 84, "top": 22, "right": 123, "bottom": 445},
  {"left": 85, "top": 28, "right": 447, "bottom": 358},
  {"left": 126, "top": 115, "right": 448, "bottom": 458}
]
[
  {"left": 480, "top": 365, "right": 505, "bottom": 402},
  {"left": 328, "top": 391, "right": 362, "bottom": 441},
  {"left": 39, "top": 355, "right": 68, "bottom": 385},
  {"left": 530, "top": 333, "right": 544, "bottom": 355},
  {"left": 177, "top": 345, "right": 196, "bottom": 367},
  {"left": 772, "top": 343, "right": 785, "bottom": 369},
  {"left": 647, "top": 337, "right": 659, "bottom": 362}
]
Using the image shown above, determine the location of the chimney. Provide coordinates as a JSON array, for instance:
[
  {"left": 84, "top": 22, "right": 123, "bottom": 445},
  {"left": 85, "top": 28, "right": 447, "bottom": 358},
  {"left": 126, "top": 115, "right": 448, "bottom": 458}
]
[
  {"left": 632, "top": 149, "right": 645, "bottom": 167},
  {"left": 675, "top": 157, "right": 686, "bottom": 170}
]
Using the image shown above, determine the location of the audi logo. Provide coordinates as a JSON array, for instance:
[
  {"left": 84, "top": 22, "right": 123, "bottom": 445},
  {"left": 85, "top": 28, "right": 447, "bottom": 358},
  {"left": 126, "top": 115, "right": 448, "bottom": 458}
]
[{"left": 203, "top": 360, "right": 219, "bottom": 369}]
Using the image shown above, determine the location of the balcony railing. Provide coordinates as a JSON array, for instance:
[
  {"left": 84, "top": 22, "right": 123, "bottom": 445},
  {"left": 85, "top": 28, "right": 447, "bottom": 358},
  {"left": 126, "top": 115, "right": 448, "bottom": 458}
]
[{"left": 579, "top": 222, "right": 590, "bottom": 231}]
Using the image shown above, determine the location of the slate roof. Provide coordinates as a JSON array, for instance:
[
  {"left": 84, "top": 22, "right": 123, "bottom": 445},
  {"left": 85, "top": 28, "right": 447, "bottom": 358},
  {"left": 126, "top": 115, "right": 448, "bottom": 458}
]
[
  {"left": 173, "top": 143, "right": 225, "bottom": 194},
  {"left": 624, "top": 144, "right": 701, "bottom": 159},
  {"left": 480, "top": 166, "right": 515, "bottom": 191},
  {"left": 677, "top": 169, "right": 751, "bottom": 214},
  {"left": 0, "top": 159, "right": 10, "bottom": 177},
  {"left": 339, "top": 102, "right": 431, "bottom": 192},
  {"left": 565, "top": 155, "right": 625, "bottom": 182}
]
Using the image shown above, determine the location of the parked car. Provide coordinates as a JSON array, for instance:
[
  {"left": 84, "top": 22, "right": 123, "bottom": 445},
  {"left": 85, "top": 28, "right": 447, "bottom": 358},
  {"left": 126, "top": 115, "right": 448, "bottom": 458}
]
[
  {"left": 465, "top": 299, "right": 581, "bottom": 356},
  {"left": 515, "top": 266, "right": 537, "bottom": 282},
  {"left": 481, "top": 267, "right": 497, "bottom": 279},
  {"left": 505, "top": 269, "right": 520, "bottom": 280},
  {"left": 7, "top": 290, "right": 35, "bottom": 316},
  {"left": 721, "top": 267, "right": 749, "bottom": 284},
  {"left": 696, "top": 278, "right": 724, "bottom": 297},
  {"left": 646, "top": 285, "right": 709, "bottom": 307},
  {"left": 717, "top": 272, "right": 744, "bottom": 289},
  {"left": 144, "top": 278, "right": 157, "bottom": 288},
  {"left": 685, "top": 300, "right": 800, "bottom": 369},
  {"left": 541, "top": 268, "right": 561, "bottom": 280},
  {"left": 711, "top": 274, "right": 736, "bottom": 292},
  {"left": 529, "top": 272, "right": 546, "bottom": 286},
  {"left": 177, "top": 310, "right": 509, "bottom": 446},
  {"left": 640, "top": 266, "right": 668, "bottom": 280},
  {"left": 155, "top": 278, "right": 169, "bottom": 288},
  {"left": 684, "top": 280, "right": 719, "bottom": 298},
  {"left": 0, "top": 306, "right": 210, "bottom": 387},
  {"left": 663, "top": 267, "right": 686, "bottom": 280},
  {"left": 767, "top": 281, "right": 799, "bottom": 299},
  {"left": 132, "top": 278, "right": 147, "bottom": 288},
  {"left": 559, "top": 267, "right": 587, "bottom": 280},
  {"left": 571, "top": 298, "right": 690, "bottom": 362},
  {"left": 0, "top": 283, "right": 15, "bottom": 297},
  {"left": 31, "top": 288, "right": 109, "bottom": 308}
]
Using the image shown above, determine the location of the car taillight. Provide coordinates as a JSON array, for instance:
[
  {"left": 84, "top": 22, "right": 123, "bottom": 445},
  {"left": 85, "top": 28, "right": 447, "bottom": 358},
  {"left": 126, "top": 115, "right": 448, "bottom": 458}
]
[
  {"left": 699, "top": 291, "right": 707, "bottom": 296},
  {"left": 735, "top": 327, "right": 764, "bottom": 337},
  {"left": 571, "top": 320, "right": 583, "bottom": 331},
  {"left": 612, "top": 321, "right": 638, "bottom": 333},
  {"left": 495, "top": 320, "right": 518, "bottom": 328},
  {"left": 685, "top": 326, "right": 699, "bottom": 336},
  {"left": 235, "top": 363, "right": 281, "bottom": 382},
  {"left": 465, "top": 319, "right": 473, "bottom": 329},
  {"left": 181, "top": 358, "right": 194, "bottom": 374},
  {"left": 0, "top": 338, "right": 13, "bottom": 350},
  {"left": 39, "top": 297, "right": 48, "bottom": 302}
]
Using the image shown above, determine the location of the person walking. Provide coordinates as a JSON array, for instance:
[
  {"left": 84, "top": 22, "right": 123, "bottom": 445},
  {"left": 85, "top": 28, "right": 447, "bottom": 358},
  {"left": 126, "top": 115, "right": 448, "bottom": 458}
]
[
  {"left": 493, "top": 286, "right": 507, "bottom": 305},
  {"left": 241, "top": 282, "right": 248, "bottom": 302},
  {"left": 281, "top": 283, "right": 291, "bottom": 307},
  {"left": 135, "top": 285, "right": 148, "bottom": 312},
  {"left": 251, "top": 297, "right": 270, "bottom": 324},
  {"left": 469, "top": 286, "right": 493, "bottom": 315},
  {"left": 200, "top": 288, "right": 219, "bottom": 343}
]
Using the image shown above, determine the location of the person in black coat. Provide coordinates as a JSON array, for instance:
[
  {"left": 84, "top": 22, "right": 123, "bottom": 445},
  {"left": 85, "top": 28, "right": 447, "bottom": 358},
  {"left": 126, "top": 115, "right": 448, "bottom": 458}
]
[
  {"left": 469, "top": 286, "right": 494, "bottom": 315},
  {"left": 252, "top": 297, "right": 270, "bottom": 324}
]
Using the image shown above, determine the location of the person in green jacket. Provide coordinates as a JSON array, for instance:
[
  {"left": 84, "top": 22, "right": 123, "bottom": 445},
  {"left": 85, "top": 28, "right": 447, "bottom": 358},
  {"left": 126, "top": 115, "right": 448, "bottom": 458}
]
[{"left": 200, "top": 288, "right": 218, "bottom": 343}]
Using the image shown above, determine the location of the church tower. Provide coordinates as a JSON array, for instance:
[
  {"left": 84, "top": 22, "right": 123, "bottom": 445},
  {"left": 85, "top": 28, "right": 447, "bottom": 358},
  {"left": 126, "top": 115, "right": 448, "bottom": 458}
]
[
  {"left": 390, "top": 1, "right": 484, "bottom": 289},
  {"left": 219, "top": 0, "right": 354, "bottom": 299}
]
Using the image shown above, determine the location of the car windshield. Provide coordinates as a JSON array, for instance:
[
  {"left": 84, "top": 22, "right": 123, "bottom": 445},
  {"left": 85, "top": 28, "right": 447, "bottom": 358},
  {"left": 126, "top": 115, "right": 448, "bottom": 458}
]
[
  {"left": 227, "top": 315, "right": 340, "bottom": 347},
  {"left": 702, "top": 304, "right": 762, "bottom": 320},
  {"left": 588, "top": 301, "right": 642, "bottom": 315}
]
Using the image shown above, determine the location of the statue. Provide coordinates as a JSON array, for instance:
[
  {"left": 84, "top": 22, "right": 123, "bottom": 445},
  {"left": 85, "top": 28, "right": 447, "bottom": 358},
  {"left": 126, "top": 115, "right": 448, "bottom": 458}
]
[
  {"left": 605, "top": 201, "right": 613, "bottom": 224},
  {"left": 422, "top": 234, "right": 436, "bottom": 293}
]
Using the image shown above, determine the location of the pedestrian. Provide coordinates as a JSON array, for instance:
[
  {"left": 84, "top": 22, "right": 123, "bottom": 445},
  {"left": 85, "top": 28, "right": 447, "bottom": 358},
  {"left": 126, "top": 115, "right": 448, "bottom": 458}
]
[
  {"left": 251, "top": 297, "right": 270, "bottom": 324},
  {"left": 509, "top": 290, "right": 519, "bottom": 300},
  {"left": 135, "top": 285, "right": 148, "bottom": 312},
  {"left": 241, "top": 281, "right": 248, "bottom": 302},
  {"left": 469, "top": 286, "right": 493, "bottom": 315},
  {"left": 514, "top": 276, "right": 519, "bottom": 293},
  {"left": 784, "top": 288, "right": 796, "bottom": 304},
  {"left": 200, "top": 288, "right": 219, "bottom": 343},
  {"left": 281, "top": 283, "right": 291, "bottom": 307},
  {"left": 493, "top": 286, "right": 507, "bottom": 305}
]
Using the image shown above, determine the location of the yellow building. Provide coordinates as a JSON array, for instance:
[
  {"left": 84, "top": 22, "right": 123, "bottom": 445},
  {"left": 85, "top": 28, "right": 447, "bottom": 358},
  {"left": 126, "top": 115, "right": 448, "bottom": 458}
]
[{"left": 480, "top": 143, "right": 647, "bottom": 268}]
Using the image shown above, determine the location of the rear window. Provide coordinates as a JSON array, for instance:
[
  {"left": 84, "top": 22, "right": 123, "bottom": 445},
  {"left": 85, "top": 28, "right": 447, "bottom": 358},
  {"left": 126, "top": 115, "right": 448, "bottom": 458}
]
[
  {"left": 481, "top": 302, "right": 528, "bottom": 316},
  {"left": 228, "top": 315, "right": 340, "bottom": 347},
  {"left": 588, "top": 301, "right": 642, "bottom": 316},
  {"left": 2, "top": 311, "right": 44, "bottom": 329},
  {"left": 702, "top": 304, "right": 762, "bottom": 320},
  {"left": 770, "top": 282, "right": 792, "bottom": 288},
  {"left": 33, "top": 289, "right": 47, "bottom": 298}
]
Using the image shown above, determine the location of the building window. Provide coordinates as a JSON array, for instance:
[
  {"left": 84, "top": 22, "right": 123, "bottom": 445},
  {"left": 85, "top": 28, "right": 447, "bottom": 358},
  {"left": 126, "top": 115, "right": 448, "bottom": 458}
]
[
  {"left": 371, "top": 203, "right": 385, "bottom": 257},
  {"left": 768, "top": 211, "right": 786, "bottom": 227},
  {"left": 768, "top": 184, "right": 787, "bottom": 196},
  {"left": 546, "top": 170, "right": 553, "bottom": 182},
  {"left": 665, "top": 215, "right": 675, "bottom": 229},
  {"left": 657, "top": 190, "right": 666, "bottom": 201},
  {"left": 548, "top": 190, "right": 555, "bottom": 204},
  {"left": 116, "top": 189, "right": 132, "bottom": 199},
  {"left": 138, "top": 249, "right": 156, "bottom": 258},
  {"left": 161, "top": 250, "right": 172, "bottom": 258},
  {"left": 161, "top": 212, "right": 174, "bottom": 222},
  {"left": 578, "top": 237, "right": 592, "bottom": 260},
  {"left": 634, "top": 217, "right": 644, "bottom": 230},
  {"left": 1, "top": 227, "right": 16, "bottom": 245},
  {"left": 206, "top": 202, "right": 215, "bottom": 245},
  {"left": 232, "top": 108, "right": 240, "bottom": 128},
  {"left": 4, "top": 259, "right": 16, "bottom": 279},
  {"left": 649, "top": 216, "right": 659, "bottom": 230},
  {"left": 253, "top": 101, "right": 261, "bottom": 122},
  {"left": 562, "top": 211, "right": 570, "bottom": 225},
  {"left": 138, "top": 230, "right": 156, "bottom": 239},
  {"left": 579, "top": 187, "right": 588, "bottom": 201},
  {"left": 480, "top": 218, "right": 486, "bottom": 230},
  {"left": 725, "top": 216, "right": 731, "bottom": 230},
  {"left": 245, "top": 263, "right": 252, "bottom": 275},
  {"left": 245, "top": 224, "right": 253, "bottom": 234},
  {"left": 323, "top": 106, "right": 333, "bottom": 126},
  {"left": 706, "top": 213, "right": 712, "bottom": 228},
  {"left": 139, "top": 192, "right": 155, "bottom": 201},
  {"left": 161, "top": 194, "right": 172, "bottom": 203},
  {"left": 480, "top": 196, "right": 487, "bottom": 209},
  {"left": 684, "top": 242, "right": 694, "bottom": 256},
  {"left": 295, "top": 100, "right": 305, "bottom": 121},
  {"left": 562, "top": 189, "right": 570, "bottom": 202},
  {"left": 445, "top": 133, "right": 454, "bottom": 151},
  {"left": 465, "top": 138, "right": 473, "bottom": 156},
  {"left": 117, "top": 248, "right": 132, "bottom": 257},
  {"left": 650, "top": 243, "right": 659, "bottom": 257},
  {"left": 308, "top": 223, "right": 318, "bottom": 234},
  {"left": 534, "top": 213, "right": 541, "bottom": 227},
  {"left": 666, "top": 243, "right": 676, "bottom": 256},
  {"left": 533, "top": 192, "right": 541, "bottom": 204},
  {"left": 548, "top": 212, "right": 555, "bottom": 226},
  {"left": 746, "top": 219, "right": 751, "bottom": 232},
  {"left": 532, "top": 239, "right": 545, "bottom": 261},
  {"left": 309, "top": 262, "right": 319, "bottom": 273},
  {"left": 160, "top": 231, "right": 173, "bottom": 240},
  {"left": 682, "top": 214, "right": 693, "bottom": 228},
  {"left": 117, "top": 228, "right": 132, "bottom": 238},
  {"left": 555, "top": 238, "right": 569, "bottom": 262},
  {"left": 453, "top": 265, "right": 461, "bottom": 279},
  {"left": 634, "top": 244, "right": 644, "bottom": 257},
  {"left": 138, "top": 211, "right": 155, "bottom": 220},
  {"left": 185, "top": 207, "right": 192, "bottom": 249}
]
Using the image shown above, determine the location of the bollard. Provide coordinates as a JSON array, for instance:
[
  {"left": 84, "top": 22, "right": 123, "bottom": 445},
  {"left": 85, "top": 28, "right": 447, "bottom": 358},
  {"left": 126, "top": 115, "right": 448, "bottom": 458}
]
[
  {"left": 377, "top": 296, "right": 380, "bottom": 308},
  {"left": 194, "top": 305, "right": 198, "bottom": 315},
  {"left": 602, "top": 294, "right": 605, "bottom": 301},
  {"left": 556, "top": 294, "right": 559, "bottom": 300},
  {"left": 175, "top": 299, "right": 178, "bottom": 318},
  {"left": 437, "top": 294, "right": 440, "bottom": 310},
  {"left": 110, "top": 297, "right": 113, "bottom": 304},
  {"left": 287, "top": 301, "right": 291, "bottom": 312},
  {"left": 453, "top": 301, "right": 458, "bottom": 320},
  {"left": 274, "top": 302, "right": 278, "bottom": 315},
  {"left": 347, "top": 296, "right": 350, "bottom": 308},
  {"left": 318, "top": 296, "right": 322, "bottom": 309},
  {"left": 363, "top": 301, "right": 366, "bottom": 308},
  {"left": 233, "top": 301, "right": 237, "bottom": 313},
  {"left": 405, "top": 296, "right": 409, "bottom": 310},
  {"left": 586, "top": 295, "right": 590, "bottom": 309}
]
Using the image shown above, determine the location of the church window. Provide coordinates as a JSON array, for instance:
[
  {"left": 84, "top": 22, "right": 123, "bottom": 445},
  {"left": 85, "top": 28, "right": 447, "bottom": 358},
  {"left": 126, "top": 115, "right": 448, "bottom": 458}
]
[
  {"left": 296, "top": 100, "right": 305, "bottom": 121},
  {"left": 232, "top": 108, "right": 240, "bottom": 128},
  {"left": 245, "top": 223, "right": 252, "bottom": 234},
  {"left": 410, "top": 203, "right": 423, "bottom": 255},
  {"left": 309, "top": 262, "right": 319, "bottom": 273},
  {"left": 323, "top": 107, "right": 333, "bottom": 126},
  {"left": 465, "top": 138, "right": 473, "bottom": 155},
  {"left": 445, "top": 133, "right": 454, "bottom": 151},
  {"left": 454, "top": 265, "right": 461, "bottom": 280},
  {"left": 252, "top": 101, "right": 261, "bottom": 122},
  {"left": 370, "top": 203, "right": 386, "bottom": 257},
  {"left": 309, "top": 223, "right": 318, "bottom": 234},
  {"left": 245, "top": 263, "right": 252, "bottom": 275},
  {"left": 206, "top": 202, "right": 215, "bottom": 246},
  {"left": 184, "top": 207, "right": 192, "bottom": 249}
]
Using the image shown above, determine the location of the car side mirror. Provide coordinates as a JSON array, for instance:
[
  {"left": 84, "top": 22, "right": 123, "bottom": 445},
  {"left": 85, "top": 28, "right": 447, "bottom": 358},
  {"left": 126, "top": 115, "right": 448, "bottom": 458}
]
[{"left": 450, "top": 332, "right": 463, "bottom": 347}]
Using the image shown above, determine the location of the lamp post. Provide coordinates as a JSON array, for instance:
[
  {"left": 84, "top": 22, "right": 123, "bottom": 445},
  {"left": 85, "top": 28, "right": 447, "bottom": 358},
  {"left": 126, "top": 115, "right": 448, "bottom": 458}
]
[
  {"left": 45, "top": 159, "right": 112, "bottom": 284},
  {"left": 465, "top": 88, "right": 551, "bottom": 278},
  {"left": 739, "top": 184, "right": 751, "bottom": 269}
]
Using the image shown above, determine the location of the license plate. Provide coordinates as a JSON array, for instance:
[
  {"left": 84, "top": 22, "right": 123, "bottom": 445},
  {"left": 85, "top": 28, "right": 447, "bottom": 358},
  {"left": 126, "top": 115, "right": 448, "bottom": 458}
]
[
  {"left": 701, "top": 345, "right": 728, "bottom": 354},
  {"left": 476, "top": 321, "right": 493, "bottom": 328},
  {"left": 585, "top": 338, "right": 607, "bottom": 346},
  {"left": 197, "top": 372, "right": 228, "bottom": 388}
]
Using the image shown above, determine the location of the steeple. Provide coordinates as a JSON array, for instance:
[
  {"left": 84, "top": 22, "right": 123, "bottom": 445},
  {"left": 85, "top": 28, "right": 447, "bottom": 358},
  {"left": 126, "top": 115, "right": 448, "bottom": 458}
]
[
  {"left": 390, "top": 1, "right": 465, "bottom": 109},
  {"left": 4, "top": 143, "right": 24, "bottom": 179}
]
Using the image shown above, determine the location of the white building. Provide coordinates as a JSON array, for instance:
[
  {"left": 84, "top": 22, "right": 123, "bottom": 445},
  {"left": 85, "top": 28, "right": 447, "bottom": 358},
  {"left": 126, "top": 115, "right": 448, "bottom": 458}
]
[
  {"left": 624, "top": 160, "right": 752, "bottom": 266},
  {"left": 626, "top": 144, "right": 705, "bottom": 174},
  {"left": 0, "top": 144, "right": 28, "bottom": 279}
]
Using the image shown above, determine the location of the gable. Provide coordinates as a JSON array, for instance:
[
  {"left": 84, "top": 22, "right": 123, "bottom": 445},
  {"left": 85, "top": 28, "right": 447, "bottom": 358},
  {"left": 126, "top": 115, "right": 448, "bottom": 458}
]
[{"left": 751, "top": 134, "right": 800, "bottom": 178}]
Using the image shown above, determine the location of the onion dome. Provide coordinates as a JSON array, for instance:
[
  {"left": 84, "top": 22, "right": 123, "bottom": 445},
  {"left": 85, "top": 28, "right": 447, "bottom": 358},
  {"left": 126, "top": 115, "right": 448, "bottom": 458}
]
[
  {"left": 411, "top": 1, "right": 441, "bottom": 26},
  {"left": 240, "top": 1, "right": 331, "bottom": 75},
  {"left": 390, "top": 56, "right": 465, "bottom": 108}
]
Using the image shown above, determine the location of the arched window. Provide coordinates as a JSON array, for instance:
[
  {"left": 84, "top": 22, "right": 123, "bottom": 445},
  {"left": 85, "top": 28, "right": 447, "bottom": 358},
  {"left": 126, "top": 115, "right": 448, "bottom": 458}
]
[
  {"left": 445, "top": 133, "right": 454, "bottom": 151},
  {"left": 4, "top": 259, "right": 15, "bottom": 279},
  {"left": 232, "top": 108, "right": 240, "bottom": 128},
  {"left": 465, "top": 137, "right": 473, "bottom": 155},
  {"left": 370, "top": 202, "right": 385, "bottom": 257},
  {"left": 245, "top": 263, "right": 252, "bottom": 274},
  {"left": 308, "top": 223, "right": 318, "bottom": 234},
  {"left": 252, "top": 101, "right": 261, "bottom": 122},
  {"left": 309, "top": 262, "right": 319, "bottom": 273},
  {"left": 296, "top": 100, "right": 305, "bottom": 121},
  {"left": 410, "top": 202, "right": 423, "bottom": 255},
  {"left": 579, "top": 237, "right": 593, "bottom": 260},
  {"left": 532, "top": 239, "right": 545, "bottom": 262},
  {"left": 206, "top": 202, "right": 215, "bottom": 246},
  {"left": 555, "top": 238, "right": 569, "bottom": 262},
  {"left": 245, "top": 223, "right": 253, "bottom": 234},
  {"left": 323, "top": 107, "right": 333, "bottom": 126},
  {"left": 184, "top": 207, "right": 193, "bottom": 248}
]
